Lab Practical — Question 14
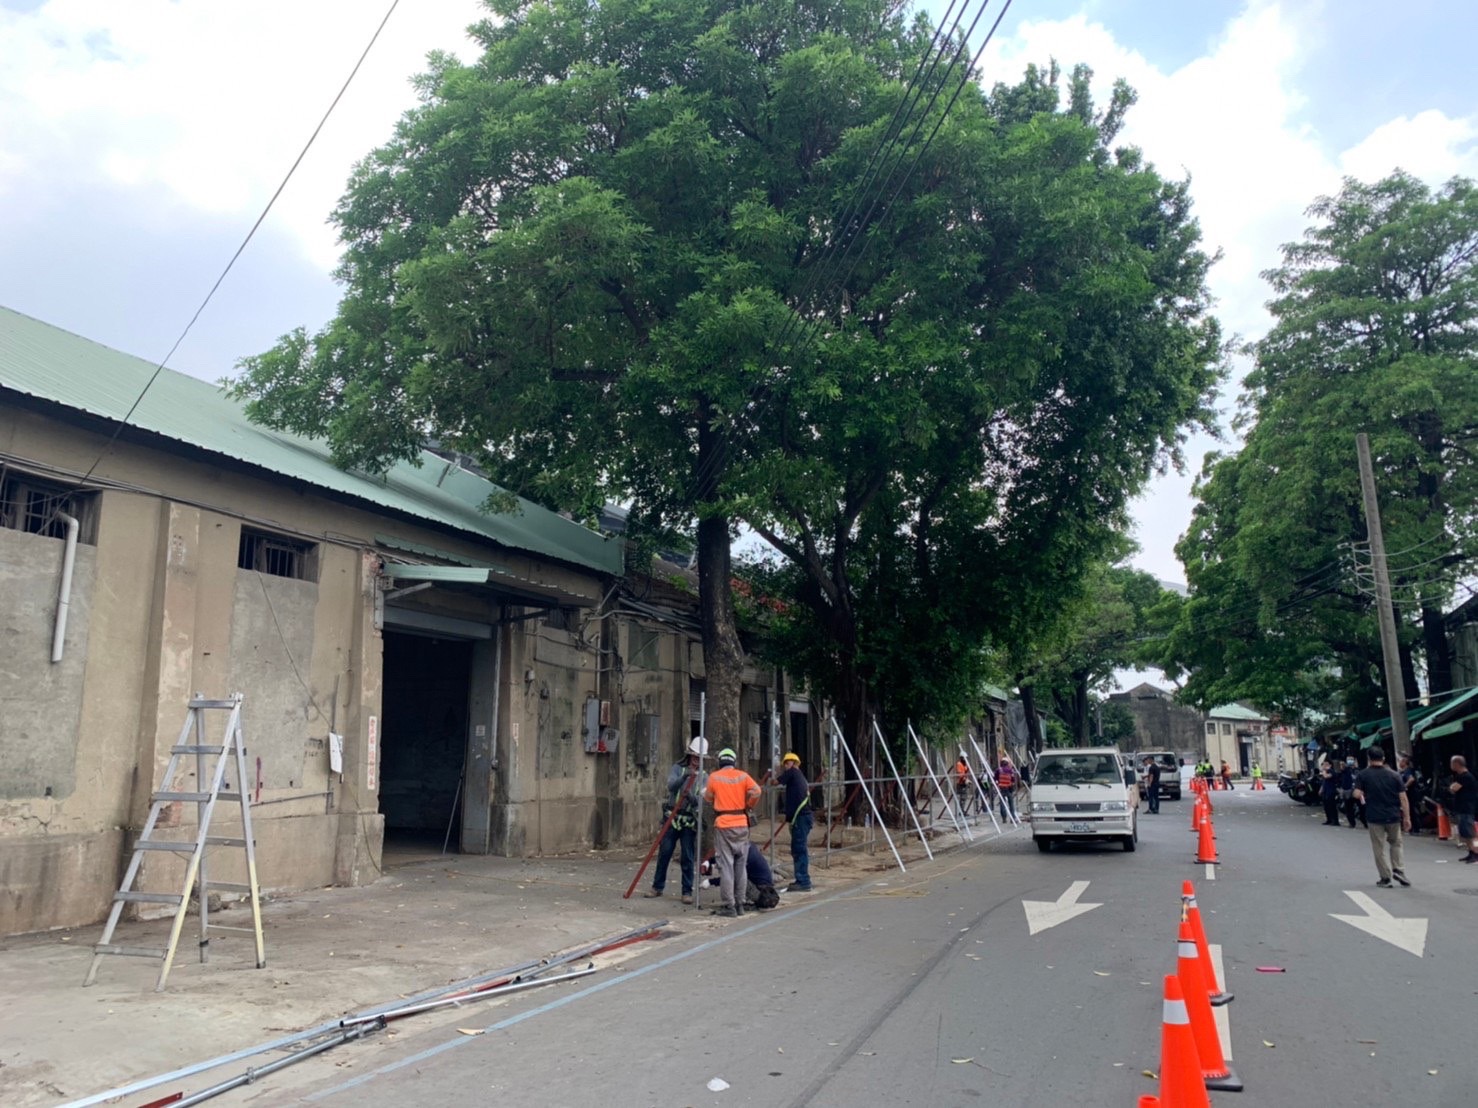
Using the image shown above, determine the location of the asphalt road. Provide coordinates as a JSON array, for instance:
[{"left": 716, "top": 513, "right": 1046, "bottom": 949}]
[{"left": 249, "top": 788, "right": 1477, "bottom": 1107}]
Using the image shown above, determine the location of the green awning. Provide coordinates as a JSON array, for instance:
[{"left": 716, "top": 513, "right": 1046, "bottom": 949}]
[
  {"left": 1421, "top": 715, "right": 1478, "bottom": 740},
  {"left": 383, "top": 563, "right": 601, "bottom": 607}
]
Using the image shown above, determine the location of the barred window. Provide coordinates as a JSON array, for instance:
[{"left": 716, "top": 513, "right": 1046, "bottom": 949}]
[
  {"left": 0, "top": 471, "right": 97, "bottom": 543},
  {"left": 238, "top": 527, "right": 317, "bottom": 581}
]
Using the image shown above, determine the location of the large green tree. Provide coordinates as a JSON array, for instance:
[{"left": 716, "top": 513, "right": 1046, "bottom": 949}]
[
  {"left": 234, "top": 0, "right": 1220, "bottom": 752},
  {"left": 1155, "top": 171, "right": 1478, "bottom": 722}
]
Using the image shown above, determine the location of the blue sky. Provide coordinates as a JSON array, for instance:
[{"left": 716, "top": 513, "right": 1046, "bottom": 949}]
[{"left": 1, "top": 0, "right": 1474, "bottom": 613}]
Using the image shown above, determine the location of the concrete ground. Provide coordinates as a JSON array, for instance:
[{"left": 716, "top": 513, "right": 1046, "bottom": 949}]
[{"left": 0, "top": 812, "right": 982, "bottom": 1107}]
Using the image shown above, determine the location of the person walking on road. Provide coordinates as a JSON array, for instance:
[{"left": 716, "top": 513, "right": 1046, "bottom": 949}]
[
  {"left": 953, "top": 755, "right": 971, "bottom": 809},
  {"left": 1398, "top": 755, "right": 1426, "bottom": 835},
  {"left": 1220, "top": 760, "right": 1235, "bottom": 790},
  {"left": 1337, "top": 757, "right": 1365, "bottom": 828},
  {"left": 1251, "top": 763, "right": 1264, "bottom": 790},
  {"left": 995, "top": 758, "right": 1019, "bottom": 821},
  {"left": 644, "top": 738, "right": 707, "bottom": 904},
  {"left": 703, "top": 748, "right": 761, "bottom": 917},
  {"left": 1320, "top": 760, "right": 1341, "bottom": 826},
  {"left": 1447, "top": 755, "right": 1478, "bottom": 863},
  {"left": 1141, "top": 756, "right": 1161, "bottom": 814},
  {"left": 1353, "top": 746, "right": 1411, "bottom": 887},
  {"left": 776, "top": 752, "right": 813, "bottom": 892}
]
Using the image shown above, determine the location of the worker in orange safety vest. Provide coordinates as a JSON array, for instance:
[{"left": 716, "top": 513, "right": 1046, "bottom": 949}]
[{"left": 703, "top": 748, "right": 762, "bottom": 917}]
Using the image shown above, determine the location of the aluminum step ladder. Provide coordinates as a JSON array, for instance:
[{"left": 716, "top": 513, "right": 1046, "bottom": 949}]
[{"left": 85, "top": 693, "right": 266, "bottom": 991}]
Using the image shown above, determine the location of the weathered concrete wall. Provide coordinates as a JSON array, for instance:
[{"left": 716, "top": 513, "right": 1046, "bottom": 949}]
[{"left": 0, "top": 526, "right": 94, "bottom": 800}]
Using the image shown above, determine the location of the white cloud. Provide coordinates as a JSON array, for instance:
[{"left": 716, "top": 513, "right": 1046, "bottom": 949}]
[
  {"left": 981, "top": 2, "right": 1478, "bottom": 591},
  {"left": 0, "top": 0, "right": 482, "bottom": 268}
]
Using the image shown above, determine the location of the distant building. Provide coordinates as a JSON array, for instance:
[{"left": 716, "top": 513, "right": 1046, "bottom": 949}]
[{"left": 1105, "top": 683, "right": 1205, "bottom": 761}]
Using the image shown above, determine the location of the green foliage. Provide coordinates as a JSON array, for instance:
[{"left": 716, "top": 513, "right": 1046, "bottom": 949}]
[
  {"left": 231, "top": 1, "right": 1221, "bottom": 740},
  {"left": 1154, "top": 171, "right": 1478, "bottom": 723},
  {"left": 1098, "top": 700, "right": 1137, "bottom": 746}
]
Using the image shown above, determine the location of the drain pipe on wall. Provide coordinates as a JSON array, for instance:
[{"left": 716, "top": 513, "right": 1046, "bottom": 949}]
[{"left": 50, "top": 512, "right": 79, "bottom": 663}]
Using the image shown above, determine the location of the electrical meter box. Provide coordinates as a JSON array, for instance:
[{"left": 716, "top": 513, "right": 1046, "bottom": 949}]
[
  {"left": 633, "top": 714, "right": 660, "bottom": 767},
  {"left": 583, "top": 697, "right": 619, "bottom": 754}
]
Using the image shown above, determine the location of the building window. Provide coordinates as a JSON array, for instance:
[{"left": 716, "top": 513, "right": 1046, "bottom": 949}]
[
  {"left": 0, "top": 471, "right": 97, "bottom": 543},
  {"left": 629, "top": 625, "right": 661, "bottom": 670},
  {"left": 238, "top": 527, "right": 317, "bottom": 581},
  {"left": 1221, "top": 722, "right": 1232, "bottom": 735},
  {"left": 1205, "top": 722, "right": 1216, "bottom": 735}
]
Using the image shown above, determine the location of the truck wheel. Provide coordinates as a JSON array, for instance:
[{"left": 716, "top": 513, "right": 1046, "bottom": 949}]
[
  {"left": 1035, "top": 838, "right": 1052, "bottom": 853},
  {"left": 1122, "top": 835, "right": 1136, "bottom": 852}
]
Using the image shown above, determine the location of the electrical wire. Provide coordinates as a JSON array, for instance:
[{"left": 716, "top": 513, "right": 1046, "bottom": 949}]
[{"left": 52, "top": 0, "right": 406, "bottom": 516}]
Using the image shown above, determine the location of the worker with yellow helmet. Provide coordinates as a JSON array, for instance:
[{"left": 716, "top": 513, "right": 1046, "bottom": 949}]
[{"left": 776, "top": 751, "right": 813, "bottom": 892}]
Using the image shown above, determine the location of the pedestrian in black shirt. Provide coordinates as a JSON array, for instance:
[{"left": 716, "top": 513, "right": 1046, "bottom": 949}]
[
  {"left": 1141, "top": 756, "right": 1161, "bottom": 814},
  {"left": 1319, "top": 761, "right": 1340, "bottom": 826},
  {"left": 1353, "top": 747, "right": 1410, "bottom": 887},
  {"left": 1447, "top": 755, "right": 1478, "bottom": 864}
]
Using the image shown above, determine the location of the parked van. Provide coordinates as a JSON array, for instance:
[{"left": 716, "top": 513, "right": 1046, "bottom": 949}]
[
  {"left": 1136, "top": 751, "right": 1182, "bottom": 800},
  {"left": 1029, "top": 746, "right": 1139, "bottom": 852}
]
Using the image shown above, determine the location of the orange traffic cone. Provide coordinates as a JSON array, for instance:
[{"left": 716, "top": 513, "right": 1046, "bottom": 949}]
[
  {"left": 1176, "top": 922, "right": 1242, "bottom": 1091},
  {"left": 1181, "top": 881, "right": 1232, "bottom": 1005},
  {"left": 1138, "top": 1097, "right": 1162, "bottom": 1108},
  {"left": 1195, "top": 812, "right": 1219, "bottom": 865},
  {"left": 1437, "top": 805, "right": 1451, "bottom": 841},
  {"left": 1154, "top": 974, "right": 1212, "bottom": 1108},
  {"left": 1190, "top": 793, "right": 1203, "bottom": 832}
]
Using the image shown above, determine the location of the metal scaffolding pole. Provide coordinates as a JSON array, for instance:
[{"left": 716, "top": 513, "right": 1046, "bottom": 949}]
[
  {"left": 873, "top": 720, "right": 932, "bottom": 858},
  {"left": 830, "top": 714, "right": 906, "bottom": 873},
  {"left": 968, "top": 732, "right": 1021, "bottom": 829},
  {"left": 960, "top": 739, "right": 1003, "bottom": 835},
  {"left": 909, "top": 723, "right": 971, "bottom": 841}
]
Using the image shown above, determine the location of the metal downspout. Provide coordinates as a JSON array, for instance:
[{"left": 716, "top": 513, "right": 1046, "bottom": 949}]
[{"left": 50, "top": 512, "right": 79, "bottom": 663}]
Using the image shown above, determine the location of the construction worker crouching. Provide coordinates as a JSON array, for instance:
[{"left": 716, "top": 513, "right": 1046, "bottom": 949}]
[
  {"left": 777, "top": 751, "right": 813, "bottom": 892},
  {"left": 703, "top": 748, "right": 761, "bottom": 917}
]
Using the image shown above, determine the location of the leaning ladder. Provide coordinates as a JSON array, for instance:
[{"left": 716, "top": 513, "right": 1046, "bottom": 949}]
[{"left": 85, "top": 693, "right": 266, "bottom": 991}]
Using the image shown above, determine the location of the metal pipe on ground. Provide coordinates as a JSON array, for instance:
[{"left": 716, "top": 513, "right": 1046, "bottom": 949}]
[{"left": 59, "top": 921, "right": 667, "bottom": 1108}]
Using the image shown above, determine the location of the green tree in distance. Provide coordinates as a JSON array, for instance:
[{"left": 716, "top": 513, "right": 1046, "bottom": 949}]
[
  {"left": 232, "top": 0, "right": 1221, "bottom": 753},
  {"left": 1153, "top": 171, "right": 1478, "bottom": 724}
]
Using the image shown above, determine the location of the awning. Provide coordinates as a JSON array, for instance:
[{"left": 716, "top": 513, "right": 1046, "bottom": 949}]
[
  {"left": 383, "top": 563, "right": 601, "bottom": 608},
  {"left": 1411, "top": 686, "right": 1478, "bottom": 742}
]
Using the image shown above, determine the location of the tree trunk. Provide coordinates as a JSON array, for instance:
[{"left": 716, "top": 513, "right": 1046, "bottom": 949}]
[
  {"left": 1073, "top": 673, "right": 1091, "bottom": 746},
  {"left": 1019, "top": 680, "right": 1044, "bottom": 756},
  {"left": 696, "top": 514, "right": 743, "bottom": 755},
  {"left": 1421, "top": 603, "right": 1453, "bottom": 695},
  {"left": 694, "top": 405, "right": 743, "bottom": 755}
]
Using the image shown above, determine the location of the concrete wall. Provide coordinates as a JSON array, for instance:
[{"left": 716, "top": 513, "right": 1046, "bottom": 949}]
[
  {"left": 1109, "top": 690, "right": 1207, "bottom": 761},
  {"left": 1, "top": 399, "right": 787, "bottom": 933}
]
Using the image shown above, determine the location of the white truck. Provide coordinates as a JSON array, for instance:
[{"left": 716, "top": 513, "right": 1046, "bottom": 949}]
[{"left": 1029, "top": 746, "right": 1140, "bottom": 852}]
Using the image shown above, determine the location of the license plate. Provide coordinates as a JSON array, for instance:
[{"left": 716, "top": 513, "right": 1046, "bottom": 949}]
[{"left": 1068, "top": 822, "right": 1092, "bottom": 833}]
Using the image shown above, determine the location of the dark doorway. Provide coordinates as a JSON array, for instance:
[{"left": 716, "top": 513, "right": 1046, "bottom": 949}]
[{"left": 380, "top": 631, "right": 472, "bottom": 857}]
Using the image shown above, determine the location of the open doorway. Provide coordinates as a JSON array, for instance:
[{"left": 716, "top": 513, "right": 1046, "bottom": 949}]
[{"left": 380, "top": 630, "right": 472, "bottom": 862}]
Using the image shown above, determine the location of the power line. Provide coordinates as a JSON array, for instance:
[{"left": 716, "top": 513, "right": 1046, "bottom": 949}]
[{"left": 62, "top": 0, "right": 405, "bottom": 501}]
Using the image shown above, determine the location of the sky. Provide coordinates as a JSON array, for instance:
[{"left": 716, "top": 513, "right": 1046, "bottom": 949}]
[{"left": 2, "top": 0, "right": 1476, "bottom": 654}]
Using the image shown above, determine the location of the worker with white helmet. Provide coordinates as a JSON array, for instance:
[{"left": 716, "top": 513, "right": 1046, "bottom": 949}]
[{"left": 643, "top": 737, "right": 708, "bottom": 904}]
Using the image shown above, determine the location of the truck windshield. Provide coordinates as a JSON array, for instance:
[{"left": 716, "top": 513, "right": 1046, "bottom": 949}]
[{"left": 1035, "top": 756, "right": 1121, "bottom": 786}]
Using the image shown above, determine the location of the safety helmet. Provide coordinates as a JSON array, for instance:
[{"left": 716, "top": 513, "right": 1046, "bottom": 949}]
[
  {"left": 782, "top": 752, "right": 800, "bottom": 765},
  {"left": 687, "top": 737, "right": 709, "bottom": 757},
  {"left": 717, "top": 748, "right": 737, "bottom": 765}
]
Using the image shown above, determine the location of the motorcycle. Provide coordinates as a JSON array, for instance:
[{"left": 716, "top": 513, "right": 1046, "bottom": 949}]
[{"left": 1277, "top": 770, "right": 1320, "bottom": 805}]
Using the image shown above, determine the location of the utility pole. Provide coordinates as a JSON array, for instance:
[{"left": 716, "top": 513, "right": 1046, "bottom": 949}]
[{"left": 1355, "top": 433, "right": 1411, "bottom": 759}]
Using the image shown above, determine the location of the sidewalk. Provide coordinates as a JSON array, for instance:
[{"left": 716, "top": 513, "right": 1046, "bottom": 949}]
[{"left": 0, "top": 817, "right": 985, "bottom": 1107}]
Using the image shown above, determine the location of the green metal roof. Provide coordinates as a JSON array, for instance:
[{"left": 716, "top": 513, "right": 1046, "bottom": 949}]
[
  {"left": 0, "top": 306, "right": 621, "bottom": 576},
  {"left": 1206, "top": 703, "right": 1269, "bottom": 722}
]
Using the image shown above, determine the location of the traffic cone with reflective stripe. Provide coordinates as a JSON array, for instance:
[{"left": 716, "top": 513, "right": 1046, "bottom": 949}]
[
  {"left": 1181, "top": 881, "right": 1232, "bottom": 1005},
  {"left": 1437, "top": 805, "right": 1451, "bottom": 840},
  {"left": 1195, "top": 810, "right": 1219, "bottom": 865},
  {"left": 1155, "top": 974, "right": 1211, "bottom": 1108},
  {"left": 1176, "top": 922, "right": 1242, "bottom": 1091},
  {"left": 1190, "top": 793, "right": 1203, "bottom": 832}
]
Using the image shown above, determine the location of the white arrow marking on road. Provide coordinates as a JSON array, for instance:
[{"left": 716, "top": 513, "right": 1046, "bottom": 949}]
[
  {"left": 1329, "top": 891, "right": 1428, "bottom": 957},
  {"left": 1023, "top": 880, "right": 1102, "bottom": 936}
]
